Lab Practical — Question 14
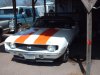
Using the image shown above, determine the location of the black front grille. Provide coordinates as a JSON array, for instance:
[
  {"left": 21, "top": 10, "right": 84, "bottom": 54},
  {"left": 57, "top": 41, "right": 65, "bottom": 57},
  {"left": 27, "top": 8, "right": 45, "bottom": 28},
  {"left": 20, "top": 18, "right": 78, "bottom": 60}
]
[{"left": 15, "top": 43, "right": 47, "bottom": 51}]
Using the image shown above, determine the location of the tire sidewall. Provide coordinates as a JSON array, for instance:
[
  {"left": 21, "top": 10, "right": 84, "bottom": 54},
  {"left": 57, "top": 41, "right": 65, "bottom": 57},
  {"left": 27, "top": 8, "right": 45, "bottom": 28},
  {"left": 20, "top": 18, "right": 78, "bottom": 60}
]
[{"left": 62, "top": 48, "right": 69, "bottom": 62}]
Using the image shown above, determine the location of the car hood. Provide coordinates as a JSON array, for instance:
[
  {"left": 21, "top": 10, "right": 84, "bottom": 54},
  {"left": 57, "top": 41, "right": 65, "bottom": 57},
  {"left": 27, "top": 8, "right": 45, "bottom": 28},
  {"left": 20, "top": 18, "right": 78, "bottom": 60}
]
[{"left": 5, "top": 28, "right": 77, "bottom": 46}]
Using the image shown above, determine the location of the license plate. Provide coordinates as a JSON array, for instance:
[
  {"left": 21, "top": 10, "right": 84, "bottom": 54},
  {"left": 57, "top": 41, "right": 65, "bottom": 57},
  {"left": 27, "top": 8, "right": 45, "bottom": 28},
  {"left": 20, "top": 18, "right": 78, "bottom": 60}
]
[{"left": 24, "top": 54, "right": 36, "bottom": 59}]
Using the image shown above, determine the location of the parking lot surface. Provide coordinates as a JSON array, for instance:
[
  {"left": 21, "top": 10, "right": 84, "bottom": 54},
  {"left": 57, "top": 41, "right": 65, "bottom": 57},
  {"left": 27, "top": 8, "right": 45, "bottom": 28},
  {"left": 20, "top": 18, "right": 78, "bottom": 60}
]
[{"left": 0, "top": 53, "right": 83, "bottom": 75}]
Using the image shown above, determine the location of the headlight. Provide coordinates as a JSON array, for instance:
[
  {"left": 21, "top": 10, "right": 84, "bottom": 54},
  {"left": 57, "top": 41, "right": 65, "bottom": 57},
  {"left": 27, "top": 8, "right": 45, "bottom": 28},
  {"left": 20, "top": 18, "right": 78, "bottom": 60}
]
[
  {"left": 47, "top": 45, "right": 56, "bottom": 52},
  {"left": 8, "top": 43, "right": 16, "bottom": 49}
]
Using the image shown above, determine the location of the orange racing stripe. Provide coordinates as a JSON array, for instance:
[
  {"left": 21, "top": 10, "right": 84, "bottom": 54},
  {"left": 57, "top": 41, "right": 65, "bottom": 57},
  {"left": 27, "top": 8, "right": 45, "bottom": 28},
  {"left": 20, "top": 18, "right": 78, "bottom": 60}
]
[
  {"left": 15, "top": 32, "right": 34, "bottom": 43},
  {"left": 34, "top": 28, "right": 58, "bottom": 44}
]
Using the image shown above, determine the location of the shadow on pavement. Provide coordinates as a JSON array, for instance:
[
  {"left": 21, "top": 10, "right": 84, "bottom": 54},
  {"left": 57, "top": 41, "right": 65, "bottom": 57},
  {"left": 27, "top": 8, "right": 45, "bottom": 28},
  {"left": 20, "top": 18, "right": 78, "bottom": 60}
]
[{"left": 70, "top": 58, "right": 86, "bottom": 74}]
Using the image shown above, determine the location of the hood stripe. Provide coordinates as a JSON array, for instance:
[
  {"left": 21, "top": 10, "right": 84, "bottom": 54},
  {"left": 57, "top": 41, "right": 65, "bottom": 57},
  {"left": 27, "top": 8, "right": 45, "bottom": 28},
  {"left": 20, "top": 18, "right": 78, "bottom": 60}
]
[
  {"left": 15, "top": 32, "right": 34, "bottom": 43},
  {"left": 34, "top": 28, "right": 59, "bottom": 44}
]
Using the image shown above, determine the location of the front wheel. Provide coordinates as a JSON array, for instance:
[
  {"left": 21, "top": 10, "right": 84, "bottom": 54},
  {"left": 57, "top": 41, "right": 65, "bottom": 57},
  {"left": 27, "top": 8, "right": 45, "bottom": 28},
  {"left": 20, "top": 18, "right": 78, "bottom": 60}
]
[{"left": 59, "top": 48, "right": 69, "bottom": 63}]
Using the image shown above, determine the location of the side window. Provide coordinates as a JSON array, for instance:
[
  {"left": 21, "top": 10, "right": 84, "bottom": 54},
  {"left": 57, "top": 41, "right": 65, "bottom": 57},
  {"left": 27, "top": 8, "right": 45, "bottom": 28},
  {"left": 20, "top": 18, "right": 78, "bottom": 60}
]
[{"left": 25, "top": 9, "right": 32, "bottom": 17}]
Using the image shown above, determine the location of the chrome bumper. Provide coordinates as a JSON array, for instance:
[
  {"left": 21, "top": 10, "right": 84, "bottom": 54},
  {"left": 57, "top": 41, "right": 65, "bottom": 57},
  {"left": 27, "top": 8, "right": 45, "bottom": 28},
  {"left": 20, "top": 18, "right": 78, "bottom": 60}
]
[{"left": 7, "top": 50, "right": 62, "bottom": 60}]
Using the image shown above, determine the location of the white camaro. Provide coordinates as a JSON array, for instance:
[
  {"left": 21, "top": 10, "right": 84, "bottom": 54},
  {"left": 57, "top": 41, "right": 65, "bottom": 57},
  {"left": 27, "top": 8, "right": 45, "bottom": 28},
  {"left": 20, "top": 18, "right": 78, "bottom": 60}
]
[{"left": 4, "top": 16, "right": 78, "bottom": 62}]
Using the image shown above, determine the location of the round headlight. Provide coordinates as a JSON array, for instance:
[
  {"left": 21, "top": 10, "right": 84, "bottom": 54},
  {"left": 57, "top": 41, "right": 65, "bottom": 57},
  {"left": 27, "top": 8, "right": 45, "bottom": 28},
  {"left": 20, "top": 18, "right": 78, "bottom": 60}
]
[
  {"left": 9, "top": 43, "right": 16, "bottom": 49},
  {"left": 47, "top": 45, "right": 56, "bottom": 52}
]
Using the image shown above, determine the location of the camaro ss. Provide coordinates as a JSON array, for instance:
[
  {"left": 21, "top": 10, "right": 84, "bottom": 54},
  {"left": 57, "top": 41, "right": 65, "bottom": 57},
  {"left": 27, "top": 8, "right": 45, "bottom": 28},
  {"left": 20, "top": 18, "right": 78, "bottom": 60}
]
[{"left": 4, "top": 16, "right": 78, "bottom": 62}]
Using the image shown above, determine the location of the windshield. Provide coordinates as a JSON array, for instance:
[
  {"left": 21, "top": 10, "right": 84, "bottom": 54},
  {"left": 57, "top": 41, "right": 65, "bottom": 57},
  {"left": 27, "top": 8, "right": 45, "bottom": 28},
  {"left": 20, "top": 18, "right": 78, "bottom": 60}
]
[
  {"left": 34, "top": 16, "right": 74, "bottom": 28},
  {"left": 0, "top": 9, "right": 18, "bottom": 15}
]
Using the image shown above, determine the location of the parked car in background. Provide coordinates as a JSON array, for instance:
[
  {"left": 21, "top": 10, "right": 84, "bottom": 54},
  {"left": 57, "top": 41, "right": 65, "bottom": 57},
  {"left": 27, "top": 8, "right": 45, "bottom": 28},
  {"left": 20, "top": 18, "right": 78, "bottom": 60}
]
[
  {"left": 36, "top": 2, "right": 55, "bottom": 16},
  {"left": 0, "top": 6, "right": 39, "bottom": 42},
  {"left": 4, "top": 15, "right": 79, "bottom": 62}
]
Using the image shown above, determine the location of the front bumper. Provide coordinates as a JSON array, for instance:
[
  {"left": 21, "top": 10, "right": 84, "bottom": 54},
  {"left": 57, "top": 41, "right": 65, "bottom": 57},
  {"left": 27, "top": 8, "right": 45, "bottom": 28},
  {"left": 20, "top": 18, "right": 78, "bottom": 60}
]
[{"left": 6, "top": 49, "right": 62, "bottom": 60}]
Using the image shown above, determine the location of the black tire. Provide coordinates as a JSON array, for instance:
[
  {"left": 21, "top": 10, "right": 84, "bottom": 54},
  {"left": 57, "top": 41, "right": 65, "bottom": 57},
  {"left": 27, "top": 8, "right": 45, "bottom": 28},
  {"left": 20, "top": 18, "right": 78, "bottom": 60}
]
[{"left": 60, "top": 48, "right": 69, "bottom": 63}]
